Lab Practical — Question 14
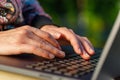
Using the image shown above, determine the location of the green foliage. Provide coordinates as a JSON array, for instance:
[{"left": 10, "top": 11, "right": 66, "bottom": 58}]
[
  {"left": 38, "top": 0, "right": 119, "bottom": 47},
  {"left": 83, "top": 0, "right": 119, "bottom": 47},
  {"left": 39, "top": 0, "right": 78, "bottom": 29}
]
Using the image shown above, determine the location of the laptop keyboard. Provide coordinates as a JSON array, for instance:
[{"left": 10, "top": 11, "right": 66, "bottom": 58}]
[{"left": 26, "top": 49, "right": 101, "bottom": 78}]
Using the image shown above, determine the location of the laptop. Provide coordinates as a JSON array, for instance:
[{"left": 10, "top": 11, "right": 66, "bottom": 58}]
[{"left": 0, "top": 10, "right": 120, "bottom": 80}]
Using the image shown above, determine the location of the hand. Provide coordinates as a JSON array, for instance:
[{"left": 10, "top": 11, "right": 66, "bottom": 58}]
[
  {"left": 0, "top": 25, "right": 65, "bottom": 59},
  {"left": 41, "top": 25, "right": 95, "bottom": 60}
]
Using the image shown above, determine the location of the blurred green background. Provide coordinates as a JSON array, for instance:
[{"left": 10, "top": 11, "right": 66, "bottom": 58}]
[{"left": 39, "top": 0, "right": 120, "bottom": 48}]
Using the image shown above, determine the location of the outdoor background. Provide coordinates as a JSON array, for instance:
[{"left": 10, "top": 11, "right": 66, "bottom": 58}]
[{"left": 39, "top": 0, "right": 120, "bottom": 48}]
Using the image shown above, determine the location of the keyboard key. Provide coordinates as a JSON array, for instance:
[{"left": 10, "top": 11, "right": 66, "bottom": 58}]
[{"left": 25, "top": 52, "right": 100, "bottom": 78}]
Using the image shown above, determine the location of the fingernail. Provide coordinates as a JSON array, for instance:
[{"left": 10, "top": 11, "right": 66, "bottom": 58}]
[
  {"left": 89, "top": 48, "right": 95, "bottom": 54},
  {"left": 49, "top": 54, "right": 55, "bottom": 59},
  {"left": 59, "top": 51, "right": 65, "bottom": 57},
  {"left": 78, "top": 48, "right": 82, "bottom": 55},
  {"left": 84, "top": 52, "right": 90, "bottom": 57}
]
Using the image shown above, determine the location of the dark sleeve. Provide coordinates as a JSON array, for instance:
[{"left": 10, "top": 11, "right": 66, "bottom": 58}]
[
  {"left": 31, "top": 15, "right": 54, "bottom": 28},
  {"left": 22, "top": 0, "right": 54, "bottom": 28}
]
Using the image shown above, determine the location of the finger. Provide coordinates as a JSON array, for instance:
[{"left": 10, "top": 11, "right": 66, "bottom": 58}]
[
  {"left": 82, "top": 37, "right": 95, "bottom": 50},
  {"left": 55, "top": 27, "right": 83, "bottom": 55},
  {"left": 41, "top": 28, "right": 62, "bottom": 39},
  {"left": 57, "top": 38, "right": 70, "bottom": 45},
  {"left": 80, "top": 49, "right": 91, "bottom": 60},
  {"left": 77, "top": 36, "right": 95, "bottom": 55},
  {"left": 41, "top": 26, "right": 72, "bottom": 45},
  {"left": 46, "top": 30, "right": 61, "bottom": 39},
  {"left": 11, "top": 32, "right": 56, "bottom": 59},
  {"left": 22, "top": 26, "right": 61, "bottom": 50},
  {"left": 74, "top": 41, "right": 91, "bottom": 60},
  {"left": 19, "top": 44, "right": 55, "bottom": 59},
  {"left": 27, "top": 34, "right": 65, "bottom": 58}
]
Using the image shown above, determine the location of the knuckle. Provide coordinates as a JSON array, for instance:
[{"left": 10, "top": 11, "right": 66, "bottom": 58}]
[
  {"left": 50, "top": 48, "right": 57, "bottom": 54},
  {"left": 14, "top": 36, "right": 24, "bottom": 45},
  {"left": 22, "top": 25, "right": 31, "bottom": 30},
  {"left": 53, "top": 50, "right": 59, "bottom": 55},
  {"left": 30, "top": 46, "right": 38, "bottom": 52},
  {"left": 30, "top": 46, "right": 50, "bottom": 59},
  {"left": 44, "top": 32, "right": 51, "bottom": 39},
  {"left": 82, "top": 37, "right": 88, "bottom": 40},
  {"left": 18, "top": 29, "right": 29, "bottom": 36},
  {"left": 14, "top": 31, "right": 28, "bottom": 44},
  {"left": 48, "top": 47, "right": 60, "bottom": 55},
  {"left": 41, "top": 52, "right": 50, "bottom": 58},
  {"left": 21, "top": 29, "right": 28, "bottom": 34},
  {"left": 60, "top": 27, "right": 68, "bottom": 30},
  {"left": 69, "top": 29, "right": 74, "bottom": 33}
]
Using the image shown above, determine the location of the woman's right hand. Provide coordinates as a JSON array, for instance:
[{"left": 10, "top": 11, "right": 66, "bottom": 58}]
[{"left": 0, "top": 25, "right": 65, "bottom": 59}]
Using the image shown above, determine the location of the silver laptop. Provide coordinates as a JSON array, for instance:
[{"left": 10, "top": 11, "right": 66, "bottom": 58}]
[{"left": 0, "top": 10, "right": 120, "bottom": 80}]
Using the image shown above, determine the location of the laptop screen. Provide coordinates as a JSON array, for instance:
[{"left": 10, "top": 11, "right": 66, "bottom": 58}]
[{"left": 92, "top": 10, "right": 120, "bottom": 80}]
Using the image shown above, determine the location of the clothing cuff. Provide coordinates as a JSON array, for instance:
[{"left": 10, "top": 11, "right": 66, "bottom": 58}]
[{"left": 31, "top": 15, "right": 54, "bottom": 28}]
